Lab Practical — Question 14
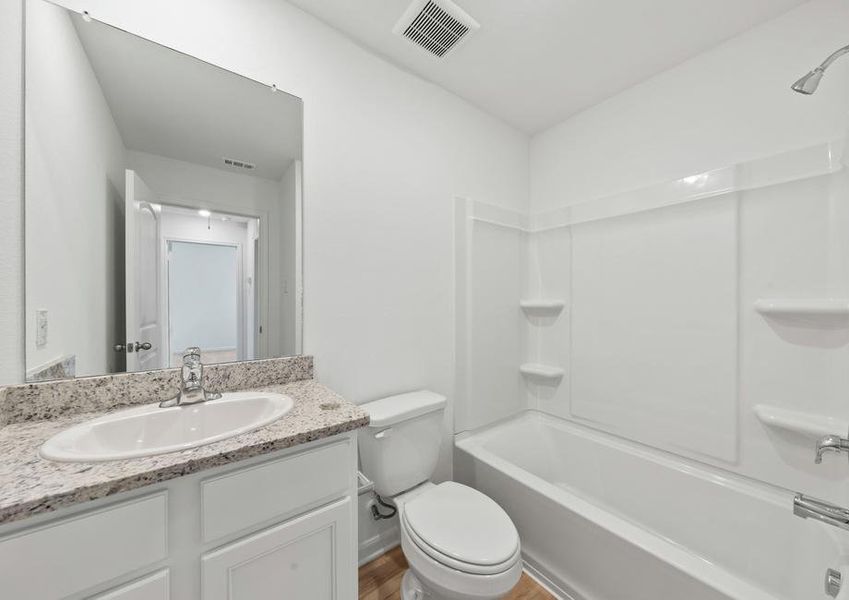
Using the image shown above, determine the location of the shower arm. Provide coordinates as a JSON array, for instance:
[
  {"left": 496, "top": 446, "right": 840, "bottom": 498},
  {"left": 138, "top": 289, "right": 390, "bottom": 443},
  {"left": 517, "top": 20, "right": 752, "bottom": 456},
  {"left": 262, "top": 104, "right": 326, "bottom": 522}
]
[{"left": 814, "top": 44, "right": 849, "bottom": 72}]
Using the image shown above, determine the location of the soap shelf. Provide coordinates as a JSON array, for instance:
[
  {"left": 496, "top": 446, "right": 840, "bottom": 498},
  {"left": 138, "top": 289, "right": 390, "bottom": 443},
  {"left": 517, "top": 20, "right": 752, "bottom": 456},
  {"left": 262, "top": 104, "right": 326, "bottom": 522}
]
[
  {"left": 520, "top": 299, "right": 565, "bottom": 313},
  {"left": 754, "top": 299, "right": 849, "bottom": 318},
  {"left": 519, "top": 298, "right": 566, "bottom": 316},
  {"left": 754, "top": 404, "right": 849, "bottom": 438},
  {"left": 520, "top": 363, "right": 564, "bottom": 382}
]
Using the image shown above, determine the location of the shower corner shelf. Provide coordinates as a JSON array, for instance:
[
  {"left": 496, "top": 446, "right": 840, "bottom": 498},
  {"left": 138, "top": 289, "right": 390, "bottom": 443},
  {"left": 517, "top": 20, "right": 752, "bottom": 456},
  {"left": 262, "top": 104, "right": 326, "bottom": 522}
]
[
  {"left": 754, "top": 404, "right": 849, "bottom": 439},
  {"left": 754, "top": 298, "right": 849, "bottom": 318},
  {"left": 520, "top": 299, "right": 565, "bottom": 313},
  {"left": 520, "top": 363, "right": 564, "bottom": 382}
]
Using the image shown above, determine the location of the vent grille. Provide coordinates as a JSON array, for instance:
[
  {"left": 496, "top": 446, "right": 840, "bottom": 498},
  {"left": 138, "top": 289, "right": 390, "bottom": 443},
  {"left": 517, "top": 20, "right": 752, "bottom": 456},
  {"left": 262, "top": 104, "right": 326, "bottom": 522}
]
[
  {"left": 395, "top": 0, "right": 479, "bottom": 58},
  {"left": 223, "top": 157, "right": 256, "bottom": 171}
]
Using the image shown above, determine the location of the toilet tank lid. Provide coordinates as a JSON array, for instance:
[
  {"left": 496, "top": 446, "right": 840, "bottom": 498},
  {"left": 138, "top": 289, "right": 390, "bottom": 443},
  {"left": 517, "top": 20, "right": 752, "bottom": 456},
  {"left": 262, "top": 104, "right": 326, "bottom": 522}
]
[{"left": 361, "top": 391, "right": 446, "bottom": 428}]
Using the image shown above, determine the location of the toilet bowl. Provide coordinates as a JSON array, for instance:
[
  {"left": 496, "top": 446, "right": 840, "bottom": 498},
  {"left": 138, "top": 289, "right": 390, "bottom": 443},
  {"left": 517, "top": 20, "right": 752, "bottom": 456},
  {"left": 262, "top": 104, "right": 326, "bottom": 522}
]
[
  {"left": 358, "top": 392, "right": 523, "bottom": 600},
  {"left": 395, "top": 481, "right": 522, "bottom": 600}
]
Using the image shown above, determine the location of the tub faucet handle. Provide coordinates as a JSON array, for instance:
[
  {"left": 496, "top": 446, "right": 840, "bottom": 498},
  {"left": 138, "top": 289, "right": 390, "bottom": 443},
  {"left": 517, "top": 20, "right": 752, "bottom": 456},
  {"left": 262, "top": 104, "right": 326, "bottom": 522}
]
[
  {"left": 794, "top": 494, "right": 849, "bottom": 531},
  {"left": 815, "top": 434, "right": 849, "bottom": 464},
  {"left": 826, "top": 568, "right": 842, "bottom": 598}
]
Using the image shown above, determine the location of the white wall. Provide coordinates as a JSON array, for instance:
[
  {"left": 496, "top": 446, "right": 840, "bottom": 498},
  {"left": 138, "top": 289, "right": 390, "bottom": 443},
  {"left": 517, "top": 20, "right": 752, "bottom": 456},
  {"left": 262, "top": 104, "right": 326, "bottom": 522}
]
[
  {"left": 357, "top": 490, "right": 400, "bottom": 566},
  {"left": 278, "top": 160, "right": 299, "bottom": 357},
  {"left": 25, "top": 0, "right": 127, "bottom": 378},
  {"left": 0, "top": 0, "right": 23, "bottom": 384},
  {"left": 454, "top": 200, "right": 528, "bottom": 433},
  {"left": 530, "top": 0, "right": 849, "bottom": 210},
  {"left": 127, "top": 151, "right": 282, "bottom": 216},
  {"left": 523, "top": 0, "right": 849, "bottom": 503}
]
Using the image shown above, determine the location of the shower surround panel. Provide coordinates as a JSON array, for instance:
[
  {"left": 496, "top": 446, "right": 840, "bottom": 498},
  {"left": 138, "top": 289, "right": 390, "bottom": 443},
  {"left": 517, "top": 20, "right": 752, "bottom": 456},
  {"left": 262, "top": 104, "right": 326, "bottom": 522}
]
[{"left": 456, "top": 138, "right": 849, "bottom": 503}]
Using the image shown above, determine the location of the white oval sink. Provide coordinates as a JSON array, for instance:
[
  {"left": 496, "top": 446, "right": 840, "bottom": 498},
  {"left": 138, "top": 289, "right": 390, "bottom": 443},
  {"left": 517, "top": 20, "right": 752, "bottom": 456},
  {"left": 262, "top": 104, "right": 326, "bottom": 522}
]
[{"left": 40, "top": 391, "right": 294, "bottom": 462}]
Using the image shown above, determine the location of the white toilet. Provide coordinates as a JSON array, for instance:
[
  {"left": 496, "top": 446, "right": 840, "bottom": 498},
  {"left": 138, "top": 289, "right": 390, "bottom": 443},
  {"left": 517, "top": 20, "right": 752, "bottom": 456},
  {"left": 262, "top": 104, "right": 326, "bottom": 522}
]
[{"left": 359, "top": 391, "right": 522, "bottom": 600}]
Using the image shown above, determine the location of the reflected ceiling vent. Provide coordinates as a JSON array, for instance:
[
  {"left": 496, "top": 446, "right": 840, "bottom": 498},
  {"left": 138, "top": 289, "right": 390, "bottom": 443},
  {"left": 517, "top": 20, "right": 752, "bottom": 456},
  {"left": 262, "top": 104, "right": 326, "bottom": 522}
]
[
  {"left": 393, "top": 0, "right": 479, "bottom": 59},
  {"left": 222, "top": 157, "right": 256, "bottom": 171}
]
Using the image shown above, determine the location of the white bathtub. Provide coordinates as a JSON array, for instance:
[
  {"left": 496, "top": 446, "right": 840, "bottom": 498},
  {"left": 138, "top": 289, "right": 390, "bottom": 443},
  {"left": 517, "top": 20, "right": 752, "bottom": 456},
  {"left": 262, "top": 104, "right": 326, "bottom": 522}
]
[{"left": 454, "top": 411, "right": 849, "bottom": 600}]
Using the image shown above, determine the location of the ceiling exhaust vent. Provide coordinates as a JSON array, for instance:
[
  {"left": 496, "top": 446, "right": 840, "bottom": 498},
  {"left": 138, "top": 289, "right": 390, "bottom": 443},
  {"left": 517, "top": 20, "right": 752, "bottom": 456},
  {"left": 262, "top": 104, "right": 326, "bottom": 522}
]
[
  {"left": 223, "top": 157, "right": 256, "bottom": 171},
  {"left": 393, "top": 0, "right": 479, "bottom": 58}
]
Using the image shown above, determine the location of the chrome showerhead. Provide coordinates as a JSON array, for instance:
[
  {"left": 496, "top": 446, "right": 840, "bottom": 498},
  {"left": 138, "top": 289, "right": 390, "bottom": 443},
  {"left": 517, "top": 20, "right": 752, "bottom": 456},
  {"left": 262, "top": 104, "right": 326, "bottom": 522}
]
[
  {"left": 791, "top": 68, "right": 824, "bottom": 95},
  {"left": 791, "top": 44, "right": 849, "bottom": 95}
]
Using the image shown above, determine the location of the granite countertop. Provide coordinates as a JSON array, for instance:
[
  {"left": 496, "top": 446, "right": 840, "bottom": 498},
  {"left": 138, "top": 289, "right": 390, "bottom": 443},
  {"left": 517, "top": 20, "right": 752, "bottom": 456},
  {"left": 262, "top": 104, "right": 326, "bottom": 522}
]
[{"left": 0, "top": 379, "right": 369, "bottom": 525}]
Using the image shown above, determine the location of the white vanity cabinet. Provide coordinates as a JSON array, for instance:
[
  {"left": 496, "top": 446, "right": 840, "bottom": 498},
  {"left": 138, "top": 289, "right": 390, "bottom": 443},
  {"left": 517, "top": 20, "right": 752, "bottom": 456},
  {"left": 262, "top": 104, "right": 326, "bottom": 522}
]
[
  {"left": 202, "top": 497, "right": 353, "bottom": 600},
  {"left": 0, "top": 432, "right": 359, "bottom": 600}
]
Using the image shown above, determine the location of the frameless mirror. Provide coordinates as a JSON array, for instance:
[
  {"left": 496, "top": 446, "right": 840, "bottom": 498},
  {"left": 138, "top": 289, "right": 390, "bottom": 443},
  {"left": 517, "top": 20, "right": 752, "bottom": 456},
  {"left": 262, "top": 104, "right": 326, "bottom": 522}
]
[{"left": 25, "top": 0, "right": 303, "bottom": 381}]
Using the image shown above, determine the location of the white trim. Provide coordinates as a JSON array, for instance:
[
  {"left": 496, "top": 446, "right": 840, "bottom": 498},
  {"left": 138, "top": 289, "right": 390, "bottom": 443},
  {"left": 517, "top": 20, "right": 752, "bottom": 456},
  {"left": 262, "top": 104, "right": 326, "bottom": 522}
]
[
  {"left": 454, "top": 197, "right": 474, "bottom": 433},
  {"left": 294, "top": 159, "right": 304, "bottom": 355},
  {"left": 531, "top": 138, "right": 846, "bottom": 231},
  {"left": 358, "top": 535, "right": 400, "bottom": 567},
  {"left": 468, "top": 198, "right": 529, "bottom": 230},
  {"left": 461, "top": 139, "right": 847, "bottom": 235},
  {"left": 521, "top": 557, "right": 580, "bottom": 600}
]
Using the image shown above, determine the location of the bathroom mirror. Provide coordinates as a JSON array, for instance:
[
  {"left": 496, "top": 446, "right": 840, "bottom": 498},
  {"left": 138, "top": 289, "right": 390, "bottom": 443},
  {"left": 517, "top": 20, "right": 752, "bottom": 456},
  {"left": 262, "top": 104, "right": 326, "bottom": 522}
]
[{"left": 25, "top": 1, "right": 303, "bottom": 381}]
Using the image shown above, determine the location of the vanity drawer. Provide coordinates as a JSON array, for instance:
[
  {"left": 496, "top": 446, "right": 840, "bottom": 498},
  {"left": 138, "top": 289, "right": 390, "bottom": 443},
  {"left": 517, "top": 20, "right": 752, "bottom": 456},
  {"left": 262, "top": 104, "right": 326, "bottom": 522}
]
[
  {"left": 202, "top": 441, "right": 351, "bottom": 542},
  {"left": 0, "top": 492, "right": 168, "bottom": 600}
]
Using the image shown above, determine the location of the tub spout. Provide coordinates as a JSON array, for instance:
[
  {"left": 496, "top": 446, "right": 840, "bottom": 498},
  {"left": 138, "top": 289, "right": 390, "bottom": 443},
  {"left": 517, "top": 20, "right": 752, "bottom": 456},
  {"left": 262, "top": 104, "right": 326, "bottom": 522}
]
[{"left": 815, "top": 434, "right": 849, "bottom": 464}]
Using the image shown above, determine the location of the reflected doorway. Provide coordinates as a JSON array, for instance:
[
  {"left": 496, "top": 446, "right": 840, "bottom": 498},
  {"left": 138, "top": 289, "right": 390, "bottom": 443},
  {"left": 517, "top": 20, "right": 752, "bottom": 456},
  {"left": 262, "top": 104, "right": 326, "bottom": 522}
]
[{"left": 160, "top": 205, "right": 260, "bottom": 368}]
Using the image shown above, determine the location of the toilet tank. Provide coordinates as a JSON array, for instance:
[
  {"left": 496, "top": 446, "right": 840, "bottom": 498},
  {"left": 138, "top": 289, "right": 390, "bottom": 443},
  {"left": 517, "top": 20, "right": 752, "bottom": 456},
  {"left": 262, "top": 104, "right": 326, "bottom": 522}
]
[{"left": 358, "top": 391, "right": 447, "bottom": 497}]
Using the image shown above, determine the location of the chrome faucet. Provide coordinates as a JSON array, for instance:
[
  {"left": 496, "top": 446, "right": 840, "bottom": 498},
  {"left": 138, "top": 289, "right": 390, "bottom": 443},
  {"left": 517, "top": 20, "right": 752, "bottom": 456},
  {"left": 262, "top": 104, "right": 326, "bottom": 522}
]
[
  {"left": 159, "top": 347, "right": 222, "bottom": 408},
  {"left": 815, "top": 434, "right": 849, "bottom": 464}
]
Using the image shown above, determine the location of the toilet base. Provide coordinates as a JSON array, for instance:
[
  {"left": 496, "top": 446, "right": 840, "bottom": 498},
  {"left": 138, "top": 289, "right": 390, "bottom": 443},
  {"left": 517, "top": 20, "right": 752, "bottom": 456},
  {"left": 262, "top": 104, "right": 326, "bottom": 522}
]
[
  {"left": 400, "top": 567, "right": 516, "bottom": 600},
  {"left": 401, "top": 570, "right": 426, "bottom": 600},
  {"left": 401, "top": 569, "right": 462, "bottom": 600}
]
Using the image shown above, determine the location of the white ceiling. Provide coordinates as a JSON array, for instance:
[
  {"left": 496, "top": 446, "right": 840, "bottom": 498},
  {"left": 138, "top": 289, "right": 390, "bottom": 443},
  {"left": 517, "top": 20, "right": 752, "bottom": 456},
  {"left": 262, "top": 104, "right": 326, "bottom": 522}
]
[
  {"left": 288, "top": 0, "right": 808, "bottom": 133},
  {"left": 73, "top": 15, "right": 303, "bottom": 181}
]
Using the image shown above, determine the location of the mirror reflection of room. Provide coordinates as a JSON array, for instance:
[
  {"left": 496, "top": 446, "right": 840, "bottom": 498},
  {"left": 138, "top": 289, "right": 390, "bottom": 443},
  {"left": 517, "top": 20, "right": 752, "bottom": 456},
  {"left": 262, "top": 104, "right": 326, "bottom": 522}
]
[
  {"left": 159, "top": 206, "right": 260, "bottom": 368},
  {"left": 25, "top": 1, "right": 303, "bottom": 381}
]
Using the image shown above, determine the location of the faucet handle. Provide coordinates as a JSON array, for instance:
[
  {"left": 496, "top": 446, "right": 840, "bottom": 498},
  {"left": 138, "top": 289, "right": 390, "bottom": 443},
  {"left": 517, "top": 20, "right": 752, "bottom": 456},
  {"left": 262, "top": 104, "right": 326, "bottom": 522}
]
[{"left": 183, "top": 346, "right": 202, "bottom": 363}]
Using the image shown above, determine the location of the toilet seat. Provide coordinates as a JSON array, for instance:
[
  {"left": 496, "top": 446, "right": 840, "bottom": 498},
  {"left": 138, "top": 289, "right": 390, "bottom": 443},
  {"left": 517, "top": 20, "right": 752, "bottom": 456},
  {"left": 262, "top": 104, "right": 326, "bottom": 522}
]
[
  {"left": 400, "top": 482, "right": 521, "bottom": 575},
  {"left": 399, "top": 514, "right": 523, "bottom": 600}
]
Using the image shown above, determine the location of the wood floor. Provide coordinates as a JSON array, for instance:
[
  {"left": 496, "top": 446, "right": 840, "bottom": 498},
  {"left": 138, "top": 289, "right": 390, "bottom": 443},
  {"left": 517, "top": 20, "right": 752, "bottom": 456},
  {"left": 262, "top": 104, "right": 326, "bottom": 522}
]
[{"left": 358, "top": 546, "right": 556, "bottom": 600}]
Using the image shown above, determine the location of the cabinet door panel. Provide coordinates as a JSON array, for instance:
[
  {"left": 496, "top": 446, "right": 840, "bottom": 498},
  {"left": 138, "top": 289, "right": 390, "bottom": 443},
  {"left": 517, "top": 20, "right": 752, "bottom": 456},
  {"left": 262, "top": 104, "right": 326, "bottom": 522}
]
[
  {"left": 0, "top": 493, "right": 167, "bottom": 600},
  {"left": 202, "top": 497, "right": 353, "bottom": 600},
  {"left": 89, "top": 569, "right": 169, "bottom": 600}
]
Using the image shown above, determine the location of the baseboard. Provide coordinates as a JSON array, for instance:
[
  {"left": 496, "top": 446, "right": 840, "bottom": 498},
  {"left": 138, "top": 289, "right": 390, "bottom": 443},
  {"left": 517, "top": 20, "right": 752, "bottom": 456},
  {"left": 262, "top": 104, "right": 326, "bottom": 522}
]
[
  {"left": 358, "top": 532, "right": 401, "bottom": 566},
  {"left": 522, "top": 554, "right": 583, "bottom": 600}
]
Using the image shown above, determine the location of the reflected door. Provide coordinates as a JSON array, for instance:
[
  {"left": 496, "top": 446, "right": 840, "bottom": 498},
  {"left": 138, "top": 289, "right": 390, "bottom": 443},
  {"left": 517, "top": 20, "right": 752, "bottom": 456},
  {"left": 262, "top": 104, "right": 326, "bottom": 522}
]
[
  {"left": 125, "top": 169, "right": 163, "bottom": 372},
  {"left": 167, "top": 241, "right": 240, "bottom": 366}
]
